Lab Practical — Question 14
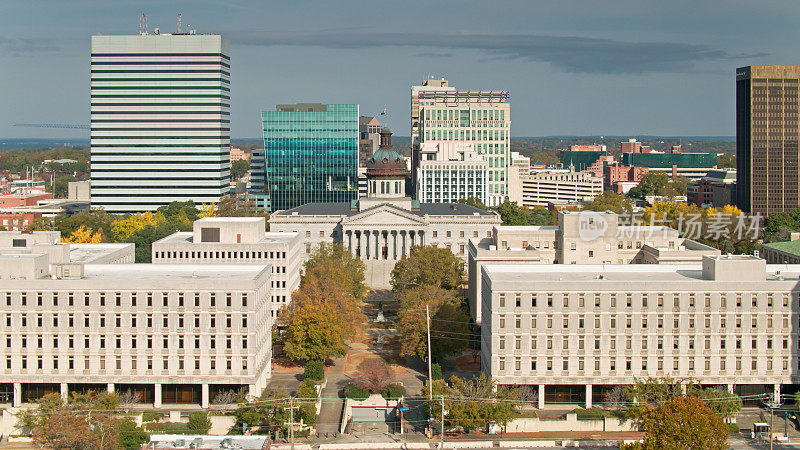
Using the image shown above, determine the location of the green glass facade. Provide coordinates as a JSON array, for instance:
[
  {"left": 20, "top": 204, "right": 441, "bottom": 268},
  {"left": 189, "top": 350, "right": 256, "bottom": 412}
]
[{"left": 258, "top": 104, "right": 359, "bottom": 212}]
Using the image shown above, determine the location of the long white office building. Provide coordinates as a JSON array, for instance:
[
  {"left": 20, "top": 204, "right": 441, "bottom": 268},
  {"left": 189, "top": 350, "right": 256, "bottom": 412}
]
[
  {"left": 0, "top": 233, "right": 271, "bottom": 408},
  {"left": 90, "top": 32, "right": 231, "bottom": 212},
  {"left": 480, "top": 256, "right": 800, "bottom": 407}
]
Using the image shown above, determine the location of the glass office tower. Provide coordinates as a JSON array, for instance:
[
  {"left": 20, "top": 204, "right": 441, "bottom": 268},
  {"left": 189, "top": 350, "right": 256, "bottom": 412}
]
[{"left": 254, "top": 103, "right": 359, "bottom": 212}]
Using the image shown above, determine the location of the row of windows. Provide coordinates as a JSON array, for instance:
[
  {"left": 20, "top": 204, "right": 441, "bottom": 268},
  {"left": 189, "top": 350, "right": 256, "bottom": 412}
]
[
  {"left": 4, "top": 333, "right": 249, "bottom": 351},
  {"left": 498, "top": 334, "right": 794, "bottom": 352},
  {"left": 156, "top": 250, "right": 287, "bottom": 260},
  {"left": 497, "top": 314, "right": 793, "bottom": 331},
  {"left": 496, "top": 355, "right": 794, "bottom": 373},
  {"left": 497, "top": 291, "right": 794, "bottom": 309},
  {"left": 4, "top": 313, "right": 249, "bottom": 330},
  {"left": 423, "top": 129, "right": 507, "bottom": 142},
  {"left": 2, "top": 291, "right": 249, "bottom": 308},
  {"left": 4, "top": 355, "right": 247, "bottom": 373}
]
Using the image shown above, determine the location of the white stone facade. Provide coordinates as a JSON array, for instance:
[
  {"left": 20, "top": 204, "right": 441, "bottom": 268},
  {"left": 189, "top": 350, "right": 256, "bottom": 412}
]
[
  {"left": 152, "top": 217, "right": 301, "bottom": 317},
  {"left": 0, "top": 241, "right": 271, "bottom": 407},
  {"left": 520, "top": 171, "right": 603, "bottom": 208},
  {"left": 467, "top": 211, "right": 721, "bottom": 322},
  {"left": 480, "top": 256, "right": 799, "bottom": 407}
]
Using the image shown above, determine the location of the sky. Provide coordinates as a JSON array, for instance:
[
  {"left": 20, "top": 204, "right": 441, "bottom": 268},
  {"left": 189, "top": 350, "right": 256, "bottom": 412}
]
[{"left": 1, "top": 0, "right": 797, "bottom": 139}]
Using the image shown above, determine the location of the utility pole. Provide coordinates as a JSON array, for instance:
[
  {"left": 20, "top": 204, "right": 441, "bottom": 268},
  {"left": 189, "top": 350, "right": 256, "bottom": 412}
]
[
  {"left": 440, "top": 395, "right": 445, "bottom": 449},
  {"left": 284, "top": 397, "right": 297, "bottom": 450},
  {"left": 426, "top": 304, "right": 433, "bottom": 439}
]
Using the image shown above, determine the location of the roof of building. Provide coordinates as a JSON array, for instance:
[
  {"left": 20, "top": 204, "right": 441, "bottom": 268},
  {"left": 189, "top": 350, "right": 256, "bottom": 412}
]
[
  {"left": 155, "top": 231, "right": 299, "bottom": 245},
  {"left": 81, "top": 264, "right": 269, "bottom": 281},
  {"left": 69, "top": 243, "right": 134, "bottom": 263},
  {"left": 763, "top": 239, "right": 800, "bottom": 257},
  {"left": 275, "top": 201, "right": 497, "bottom": 217},
  {"left": 482, "top": 262, "right": 800, "bottom": 284}
]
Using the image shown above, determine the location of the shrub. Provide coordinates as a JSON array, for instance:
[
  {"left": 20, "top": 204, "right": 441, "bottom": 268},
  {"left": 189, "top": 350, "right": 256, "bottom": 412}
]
[
  {"left": 142, "top": 411, "right": 165, "bottom": 423},
  {"left": 187, "top": 411, "right": 212, "bottom": 434},
  {"left": 432, "top": 363, "right": 443, "bottom": 381},
  {"left": 304, "top": 360, "right": 325, "bottom": 381},
  {"left": 727, "top": 423, "right": 740, "bottom": 434},
  {"left": 381, "top": 384, "right": 406, "bottom": 400},
  {"left": 343, "top": 383, "right": 370, "bottom": 400}
]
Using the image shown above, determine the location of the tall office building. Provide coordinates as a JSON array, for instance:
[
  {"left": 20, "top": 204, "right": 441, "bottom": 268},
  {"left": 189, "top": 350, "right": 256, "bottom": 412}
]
[
  {"left": 411, "top": 78, "right": 456, "bottom": 146},
  {"left": 90, "top": 32, "right": 231, "bottom": 213},
  {"left": 414, "top": 84, "right": 511, "bottom": 206},
  {"left": 253, "top": 103, "right": 359, "bottom": 212},
  {"left": 736, "top": 66, "right": 800, "bottom": 214}
]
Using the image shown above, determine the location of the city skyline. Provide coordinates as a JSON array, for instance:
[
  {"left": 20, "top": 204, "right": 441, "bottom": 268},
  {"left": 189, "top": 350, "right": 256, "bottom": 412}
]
[{"left": 2, "top": 0, "right": 798, "bottom": 139}]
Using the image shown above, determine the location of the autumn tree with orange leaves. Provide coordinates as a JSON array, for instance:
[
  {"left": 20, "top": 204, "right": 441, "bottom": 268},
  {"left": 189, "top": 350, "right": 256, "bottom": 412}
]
[
  {"left": 623, "top": 396, "right": 728, "bottom": 450},
  {"left": 279, "top": 244, "right": 367, "bottom": 362}
]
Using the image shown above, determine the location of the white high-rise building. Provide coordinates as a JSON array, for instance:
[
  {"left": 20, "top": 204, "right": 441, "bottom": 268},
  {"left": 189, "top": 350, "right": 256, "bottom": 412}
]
[
  {"left": 90, "top": 32, "right": 230, "bottom": 213},
  {"left": 412, "top": 79, "right": 511, "bottom": 206}
]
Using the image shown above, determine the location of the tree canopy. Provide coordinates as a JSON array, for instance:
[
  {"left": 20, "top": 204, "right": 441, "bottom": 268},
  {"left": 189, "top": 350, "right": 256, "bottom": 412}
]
[
  {"left": 457, "top": 197, "right": 553, "bottom": 226},
  {"left": 627, "top": 397, "right": 728, "bottom": 450},
  {"left": 427, "top": 374, "right": 518, "bottom": 432},
  {"left": 231, "top": 159, "right": 251, "bottom": 180},
  {"left": 583, "top": 191, "right": 634, "bottom": 214},
  {"left": 391, "top": 245, "right": 463, "bottom": 293},
  {"left": 396, "top": 285, "right": 469, "bottom": 359}
]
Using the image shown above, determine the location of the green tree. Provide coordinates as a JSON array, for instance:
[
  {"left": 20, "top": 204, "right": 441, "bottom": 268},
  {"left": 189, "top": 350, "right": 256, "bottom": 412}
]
[
  {"left": 717, "top": 152, "right": 735, "bottom": 169},
  {"left": 296, "top": 379, "right": 319, "bottom": 425},
  {"left": 628, "top": 173, "right": 671, "bottom": 198},
  {"left": 391, "top": 246, "right": 463, "bottom": 294},
  {"left": 625, "top": 376, "right": 692, "bottom": 418},
  {"left": 427, "top": 374, "right": 518, "bottom": 433},
  {"left": 688, "top": 386, "right": 742, "bottom": 420},
  {"left": 118, "top": 418, "right": 149, "bottom": 450},
  {"left": 396, "top": 285, "right": 469, "bottom": 359},
  {"left": 303, "top": 243, "right": 368, "bottom": 299},
  {"left": 187, "top": 411, "right": 212, "bottom": 434},
  {"left": 457, "top": 197, "right": 489, "bottom": 210},
  {"left": 231, "top": 159, "right": 251, "bottom": 180},
  {"left": 584, "top": 190, "right": 634, "bottom": 214},
  {"left": 631, "top": 397, "right": 728, "bottom": 450},
  {"left": 216, "top": 193, "right": 263, "bottom": 217}
]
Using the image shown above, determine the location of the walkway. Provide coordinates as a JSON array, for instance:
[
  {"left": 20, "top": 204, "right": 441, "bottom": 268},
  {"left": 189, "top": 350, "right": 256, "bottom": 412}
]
[{"left": 316, "top": 354, "right": 349, "bottom": 436}]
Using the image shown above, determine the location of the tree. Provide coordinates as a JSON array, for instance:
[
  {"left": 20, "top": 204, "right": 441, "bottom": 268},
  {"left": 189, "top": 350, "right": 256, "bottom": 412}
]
[
  {"left": 33, "top": 408, "right": 120, "bottom": 450},
  {"left": 118, "top": 390, "right": 141, "bottom": 413},
  {"left": 396, "top": 285, "right": 469, "bottom": 359},
  {"left": 283, "top": 299, "right": 349, "bottom": 361},
  {"left": 216, "top": 193, "right": 263, "bottom": 217},
  {"left": 625, "top": 376, "right": 692, "bottom": 418},
  {"left": 603, "top": 385, "right": 627, "bottom": 412},
  {"left": 353, "top": 358, "right": 393, "bottom": 393},
  {"left": 634, "top": 397, "right": 728, "bottom": 450},
  {"left": 628, "top": 173, "right": 671, "bottom": 198},
  {"left": 303, "top": 243, "right": 368, "bottom": 300},
  {"left": 688, "top": 386, "right": 742, "bottom": 420},
  {"left": 63, "top": 224, "right": 105, "bottom": 243},
  {"left": 493, "top": 200, "right": 552, "bottom": 226},
  {"left": 187, "top": 411, "right": 212, "bottom": 434},
  {"left": 427, "top": 374, "right": 518, "bottom": 432},
  {"left": 584, "top": 191, "right": 633, "bottom": 214},
  {"left": 391, "top": 245, "right": 463, "bottom": 294},
  {"left": 296, "top": 379, "right": 319, "bottom": 425},
  {"left": 25, "top": 217, "right": 53, "bottom": 231},
  {"left": 457, "top": 197, "right": 489, "bottom": 210},
  {"left": 118, "top": 418, "right": 149, "bottom": 450},
  {"left": 231, "top": 159, "right": 251, "bottom": 180},
  {"left": 717, "top": 152, "right": 735, "bottom": 169}
]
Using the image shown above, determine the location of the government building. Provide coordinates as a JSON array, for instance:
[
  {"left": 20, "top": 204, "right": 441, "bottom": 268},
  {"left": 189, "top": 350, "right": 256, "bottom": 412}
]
[
  {"left": 0, "top": 231, "right": 272, "bottom": 408},
  {"left": 270, "top": 128, "right": 501, "bottom": 288},
  {"left": 480, "top": 255, "right": 800, "bottom": 407}
]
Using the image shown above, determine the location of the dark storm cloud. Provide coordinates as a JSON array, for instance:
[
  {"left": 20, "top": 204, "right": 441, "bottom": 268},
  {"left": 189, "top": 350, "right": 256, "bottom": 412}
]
[
  {"left": 227, "top": 30, "right": 761, "bottom": 74},
  {"left": 414, "top": 52, "right": 455, "bottom": 58}
]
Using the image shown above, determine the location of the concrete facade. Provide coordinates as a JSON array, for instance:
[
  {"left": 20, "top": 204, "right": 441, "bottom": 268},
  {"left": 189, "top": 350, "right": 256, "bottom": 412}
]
[
  {"left": 519, "top": 171, "right": 603, "bottom": 208},
  {"left": 480, "top": 256, "right": 799, "bottom": 406},
  {"left": 467, "top": 211, "right": 721, "bottom": 322},
  {"left": 152, "top": 217, "right": 301, "bottom": 317},
  {"left": 416, "top": 142, "right": 488, "bottom": 204},
  {"left": 0, "top": 241, "right": 271, "bottom": 407}
]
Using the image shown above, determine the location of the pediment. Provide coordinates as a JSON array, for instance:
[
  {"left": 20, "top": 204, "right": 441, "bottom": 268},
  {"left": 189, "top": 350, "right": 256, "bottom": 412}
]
[{"left": 343, "top": 204, "right": 426, "bottom": 227}]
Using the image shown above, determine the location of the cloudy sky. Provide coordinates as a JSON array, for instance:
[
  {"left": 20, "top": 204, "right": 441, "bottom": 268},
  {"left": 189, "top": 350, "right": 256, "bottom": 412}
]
[{"left": 1, "top": 0, "right": 797, "bottom": 139}]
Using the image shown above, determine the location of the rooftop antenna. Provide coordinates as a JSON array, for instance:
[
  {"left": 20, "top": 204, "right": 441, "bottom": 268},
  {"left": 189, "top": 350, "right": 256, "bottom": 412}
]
[
  {"left": 138, "top": 13, "right": 149, "bottom": 35},
  {"left": 177, "top": 13, "right": 182, "bottom": 33}
]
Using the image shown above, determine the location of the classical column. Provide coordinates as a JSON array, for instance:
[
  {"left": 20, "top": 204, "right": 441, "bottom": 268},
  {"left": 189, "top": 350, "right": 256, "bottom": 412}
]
[
  {"left": 374, "top": 230, "right": 380, "bottom": 260},
  {"left": 154, "top": 383, "right": 162, "bottom": 408},
  {"left": 538, "top": 385, "right": 545, "bottom": 409},
  {"left": 585, "top": 384, "right": 592, "bottom": 409},
  {"left": 392, "top": 231, "right": 397, "bottom": 260},
  {"left": 419, "top": 230, "right": 424, "bottom": 246},
  {"left": 363, "top": 231, "right": 370, "bottom": 260},
  {"left": 201, "top": 383, "right": 210, "bottom": 409}
]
